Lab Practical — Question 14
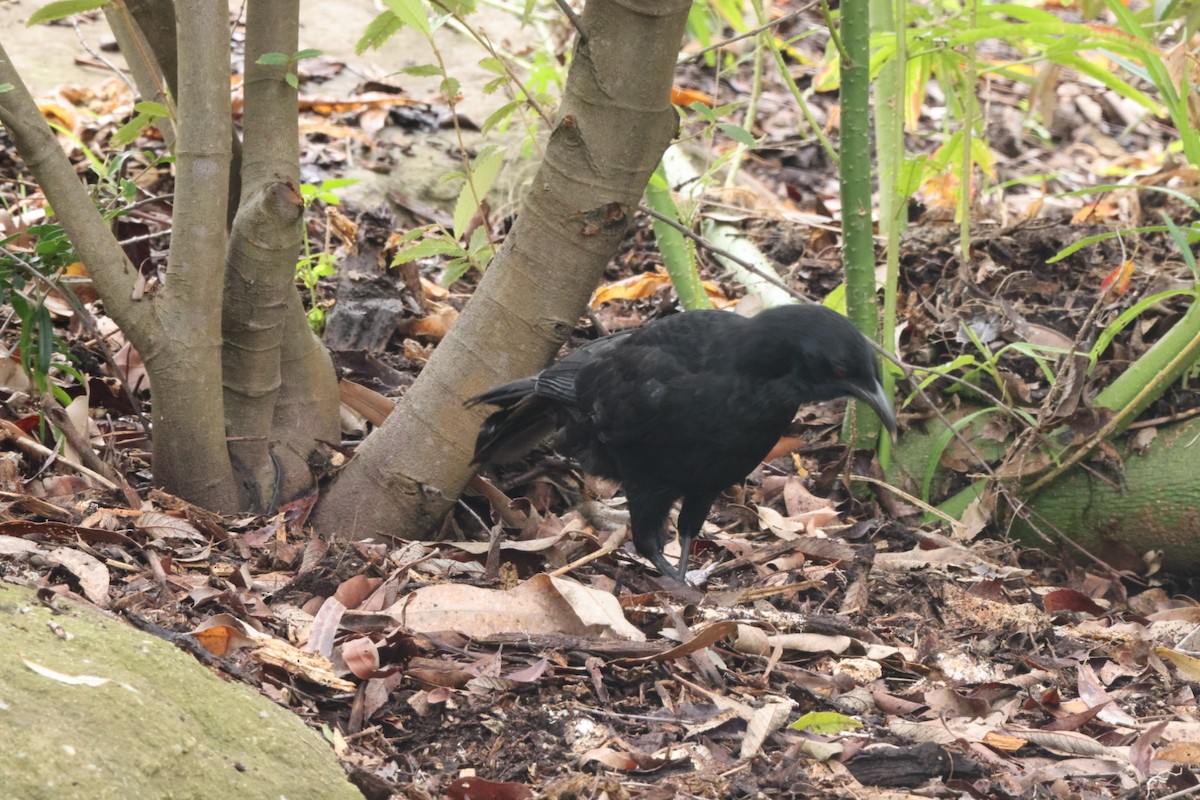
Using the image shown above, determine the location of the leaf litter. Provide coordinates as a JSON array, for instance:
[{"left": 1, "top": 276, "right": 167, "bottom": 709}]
[{"left": 0, "top": 7, "right": 1199, "bottom": 800}]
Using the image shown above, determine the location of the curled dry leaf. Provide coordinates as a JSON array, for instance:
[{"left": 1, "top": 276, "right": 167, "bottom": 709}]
[
  {"left": 191, "top": 612, "right": 272, "bottom": 656},
  {"left": 45, "top": 546, "right": 109, "bottom": 606},
  {"left": 733, "top": 624, "right": 853, "bottom": 656},
  {"left": 741, "top": 697, "right": 795, "bottom": 760},
  {"left": 399, "top": 302, "right": 459, "bottom": 340},
  {"left": 383, "top": 573, "right": 644, "bottom": 641},
  {"left": 134, "top": 511, "right": 204, "bottom": 542}
]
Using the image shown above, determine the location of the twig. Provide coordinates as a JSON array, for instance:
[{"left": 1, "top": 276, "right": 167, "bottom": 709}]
[
  {"left": 679, "top": 7, "right": 812, "bottom": 63},
  {"left": 0, "top": 419, "right": 116, "bottom": 490},
  {"left": 551, "top": 0, "right": 587, "bottom": 42}
]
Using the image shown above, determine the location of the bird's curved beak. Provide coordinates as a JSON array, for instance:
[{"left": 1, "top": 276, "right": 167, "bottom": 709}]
[{"left": 851, "top": 380, "right": 898, "bottom": 440}]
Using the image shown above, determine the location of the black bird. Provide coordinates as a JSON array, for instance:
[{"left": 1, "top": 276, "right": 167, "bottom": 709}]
[{"left": 468, "top": 304, "right": 897, "bottom": 582}]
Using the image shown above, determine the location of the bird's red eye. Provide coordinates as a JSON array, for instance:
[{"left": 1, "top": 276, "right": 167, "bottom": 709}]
[{"left": 834, "top": 366, "right": 848, "bottom": 379}]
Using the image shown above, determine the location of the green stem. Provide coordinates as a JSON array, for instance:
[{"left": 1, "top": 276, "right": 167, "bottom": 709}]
[{"left": 837, "top": 0, "right": 881, "bottom": 443}]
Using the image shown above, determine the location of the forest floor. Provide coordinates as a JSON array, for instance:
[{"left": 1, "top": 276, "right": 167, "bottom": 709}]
[{"left": 2, "top": 2, "right": 1200, "bottom": 799}]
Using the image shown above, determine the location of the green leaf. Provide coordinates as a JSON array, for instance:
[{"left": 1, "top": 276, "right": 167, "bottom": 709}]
[
  {"left": 285, "top": 73, "right": 299, "bottom": 90},
  {"left": 256, "top": 52, "right": 291, "bottom": 66},
  {"left": 317, "top": 177, "right": 359, "bottom": 192},
  {"left": 441, "top": 76, "right": 461, "bottom": 99},
  {"left": 0, "top": 83, "right": 14, "bottom": 94},
  {"left": 293, "top": 48, "right": 322, "bottom": 60},
  {"left": 452, "top": 147, "right": 504, "bottom": 238},
  {"left": 133, "top": 100, "right": 169, "bottom": 116},
  {"left": 481, "top": 101, "right": 519, "bottom": 133},
  {"left": 110, "top": 113, "right": 154, "bottom": 147},
  {"left": 481, "top": 76, "right": 506, "bottom": 95},
  {"left": 392, "top": 237, "right": 465, "bottom": 265},
  {"left": 439, "top": 0, "right": 476, "bottom": 14},
  {"left": 922, "top": 408, "right": 1000, "bottom": 503},
  {"left": 27, "top": 0, "right": 109, "bottom": 26},
  {"left": 441, "top": 257, "right": 472, "bottom": 286},
  {"left": 467, "top": 224, "right": 492, "bottom": 259},
  {"left": 717, "top": 122, "right": 756, "bottom": 148},
  {"left": 689, "top": 101, "right": 717, "bottom": 122},
  {"left": 790, "top": 712, "right": 863, "bottom": 734},
  {"left": 384, "top": 0, "right": 430, "bottom": 36},
  {"left": 398, "top": 226, "right": 433, "bottom": 243},
  {"left": 402, "top": 64, "right": 444, "bottom": 77},
  {"left": 357, "top": 11, "right": 403, "bottom": 53},
  {"left": 822, "top": 283, "right": 847, "bottom": 315},
  {"left": 479, "top": 57, "right": 506, "bottom": 75},
  {"left": 36, "top": 305, "right": 54, "bottom": 376},
  {"left": 897, "top": 155, "right": 927, "bottom": 198}
]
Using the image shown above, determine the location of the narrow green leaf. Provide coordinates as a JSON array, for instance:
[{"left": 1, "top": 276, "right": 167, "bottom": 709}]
[
  {"left": 1090, "top": 288, "right": 1197, "bottom": 364},
  {"left": 922, "top": 408, "right": 999, "bottom": 503},
  {"left": 293, "top": 48, "right": 322, "bottom": 60},
  {"left": 317, "top": 177, "right": 359, "bottom": 192},
  {"left": 27, "top": 0, "right": 108, "bottom": 26},
  {"left": 439, "top": 0, "right": 476, "bottom": 14},
  {"left": 481, "top": 100, "right": 519, "bottom": 134},
  {"left": 36, "top": 306, "right": 54, "bottom": 376},
  {"left": 392, "top": 237, "right": 465, "bottom": 265},
  {"left": 402, "top": 64, "right": 443, "bottom": 77},
  {"left": 256, "top": 52, "right": 291, "bottom": 66},
  {"left": 133, "top": 100, "right": 169, "bottom": 116},
  {"left": 452, "top": 147, "right": 504, "bottom": 238},
  {"left": 110, "top": 113, "right": 153, "bottom": 147}
]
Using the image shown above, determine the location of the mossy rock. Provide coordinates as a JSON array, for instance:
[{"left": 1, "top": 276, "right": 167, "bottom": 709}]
[{"left": 0, "top": 581, "right": 363, "bottom": 800}]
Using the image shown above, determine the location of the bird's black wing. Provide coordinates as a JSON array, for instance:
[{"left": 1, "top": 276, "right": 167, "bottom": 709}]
[
  {"left": 564, "top": 316, "right": 802, "bottom": 491},
  {"left": 468, "top": 329, "right": 635, "bottom": 465}
]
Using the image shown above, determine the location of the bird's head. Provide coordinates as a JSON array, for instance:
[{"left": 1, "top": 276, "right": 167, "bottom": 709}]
[{"left": 756, "top": 304, "right": 898, "bottom": 438}]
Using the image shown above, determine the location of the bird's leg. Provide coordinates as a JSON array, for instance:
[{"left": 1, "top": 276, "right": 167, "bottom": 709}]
[
  {"left": 676, "top": 491, "right": 720, "bottom": 581},
  {"left": 624, "top": 486, "right": 681, "bottom": 580}
]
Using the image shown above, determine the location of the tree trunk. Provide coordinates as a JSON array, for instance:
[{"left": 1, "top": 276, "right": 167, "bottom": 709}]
[
  {"left": 222, "top": 0, "right": 340, "bottom": 510},
  {"left": 310, "top": 0, "right": 693, "bottom": 540},
  {"left": 1, "top": 1, "right": 339, "bottom": 513}
]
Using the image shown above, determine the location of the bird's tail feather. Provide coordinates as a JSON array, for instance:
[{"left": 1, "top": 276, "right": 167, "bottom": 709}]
[
  {"left": 465, "top": 377, "right": 539, "bottom": 410},
  {"left": 471, "top": 395, "right": 560, "bottom": 465}
]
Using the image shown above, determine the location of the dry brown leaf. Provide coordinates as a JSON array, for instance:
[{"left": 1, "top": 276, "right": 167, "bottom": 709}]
[
  {"left": 383, "top": 573, "right": 644, "bottom": 641},
  {"left": 339, "top": 379, "right": 395, "bottom": 426},
  {"left": 400, "top": 302, "right": 459, "bottom": 340},
  {"left": 45, "top": 546, "right": 109, "bottom": 605},
  {"left": 134, "top": 511, "right": 204, "bottom": 541},
  {"left": 740, "top": 698, "right": 795, "bottom": 760},
  {"left": 1153, "top": 646, "right": 1200, "bottom": 682}
]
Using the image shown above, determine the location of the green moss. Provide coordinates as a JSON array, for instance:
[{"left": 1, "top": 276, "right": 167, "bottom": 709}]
[{"left": 0, "top": 582, "right": 363, "bottom": 800}]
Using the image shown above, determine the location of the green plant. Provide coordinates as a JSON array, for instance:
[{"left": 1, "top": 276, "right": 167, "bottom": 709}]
[
  {"left": 255, "top": 49, "right": 323, "bottom": 89},
  {"left": 0, "top": 226, "right": 84, "bottom": 403},
  {"left": 389, "top": 145, "right": 502, "bottom": 285},
  {"left": 297, "top": 178, "right": 358, "bottom": 332},
  {"left": 111, "top": 101, "right": 171, "bottom": 148}
]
